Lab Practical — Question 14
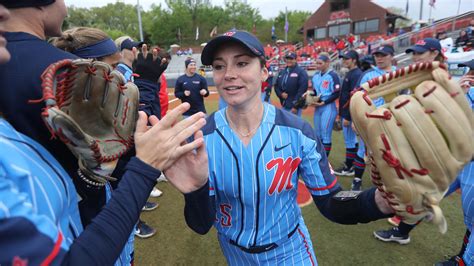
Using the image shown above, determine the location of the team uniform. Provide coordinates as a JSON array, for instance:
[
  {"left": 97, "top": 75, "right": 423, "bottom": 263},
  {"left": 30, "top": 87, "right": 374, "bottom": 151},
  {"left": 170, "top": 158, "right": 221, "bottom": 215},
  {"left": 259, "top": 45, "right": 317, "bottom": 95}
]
[
  {"left": 274, "top": 63, "right": 308, "bottom": 116},
  {"left": 174, "top": 73, "right": 209, "bottom": 116},
  {"left": 0, "top": 119, "right": 160, "bottom": 265},
  {"left": 203, "top": 103, "right": 338, "bottom": 265},
  {"left": 311, "top": 69, "right": 341, "bottom": 155},
  {"left": 0, "top": 32, "right": 136, "bottom": 265},
  {"left": 181, "top": 103, "right": 389, "bottom": 265}
]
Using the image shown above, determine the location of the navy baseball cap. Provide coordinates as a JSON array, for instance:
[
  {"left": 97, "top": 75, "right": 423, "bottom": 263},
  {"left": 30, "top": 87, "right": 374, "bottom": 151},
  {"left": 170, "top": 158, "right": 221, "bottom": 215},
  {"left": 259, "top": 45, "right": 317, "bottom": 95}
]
[
  {"left": 0, "top": 0, "right": 55, "bottom": 8},
  {"left": 285, "top": 52, "right": 297, "bottom": 59},
  {"left": 405, "top": 38, "right": 442, "bottom": 54},
  {"left": 458, "top": 59, "right": 474, "bottom": 70},
  {"left": 120, "top": 38, "right": 143, "bottom": 51},
  {"left": 372, "top": 45, "right": 395, "bottom": 56},
  {"left": 201, "top": 30, "right": 264, "bottom": 65},
  {"left": 339, "top": 50, "right": 359, "bottom": 60}
]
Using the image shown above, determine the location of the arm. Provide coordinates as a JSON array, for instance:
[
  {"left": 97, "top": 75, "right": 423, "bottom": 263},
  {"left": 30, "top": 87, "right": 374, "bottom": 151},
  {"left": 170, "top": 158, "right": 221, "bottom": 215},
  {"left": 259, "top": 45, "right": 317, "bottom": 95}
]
[
  {"left": 293, "top": 69, "right": 309, "bottom": 107},
  {"left": 313, "top": 187, "right": 391, "bottom": 224},
  {"left": 274, "top": 74, "right": 283, "bottom": 98},
  {"left": 134, "top": 79, "right": 160, "bottom": 117},
  {"left": 201, "top": 76, "right": 210, "bottom": 97},
  {"left": 174, "top": 78, "right": 185, "bottom": 99},
  {"left": 183, "top": 181, "right": 216, "bottom": 234},
  {"left": 0, "top": 157, "right": 159, "bottom": 265},
  {"left": 298, "top": 122, "right": 391, "bottom": 224},
  {"left": 322, "top": 73, "right": 340, "bottom": 105}
]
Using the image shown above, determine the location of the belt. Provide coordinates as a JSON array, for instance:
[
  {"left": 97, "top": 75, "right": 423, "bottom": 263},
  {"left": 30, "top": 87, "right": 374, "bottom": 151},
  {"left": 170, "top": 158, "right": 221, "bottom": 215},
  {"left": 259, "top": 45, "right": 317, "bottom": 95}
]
[{"left": 229, "top": 224, "right": 299, "bottom": 254}]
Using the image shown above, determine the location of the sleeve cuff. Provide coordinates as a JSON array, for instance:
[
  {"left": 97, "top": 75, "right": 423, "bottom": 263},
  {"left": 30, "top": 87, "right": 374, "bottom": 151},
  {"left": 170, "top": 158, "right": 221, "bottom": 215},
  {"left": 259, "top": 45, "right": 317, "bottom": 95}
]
[
  {"left": 184, "top": 180, "right": 209, "bottom": 199},
  {"left": 126, "top": 157, "right": 162, "bottom": 182}
]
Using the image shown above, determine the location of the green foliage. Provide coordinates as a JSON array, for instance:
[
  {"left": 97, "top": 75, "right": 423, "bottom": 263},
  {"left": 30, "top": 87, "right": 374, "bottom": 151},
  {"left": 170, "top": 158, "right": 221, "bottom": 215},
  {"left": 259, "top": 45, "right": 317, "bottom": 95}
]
[
  {"left": 64, "top": 3, "right": 312, "bottom": 48},
  {"left": 387, "top": 6, "right": 413, "bottom": 28}
]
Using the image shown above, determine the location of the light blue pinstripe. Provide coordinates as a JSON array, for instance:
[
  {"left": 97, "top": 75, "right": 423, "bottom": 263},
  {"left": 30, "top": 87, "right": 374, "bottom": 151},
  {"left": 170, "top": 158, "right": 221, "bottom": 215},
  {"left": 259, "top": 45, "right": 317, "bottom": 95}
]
[
  {"left": 0, "top": 119, "right": 83, "bottom": 252},
  {"left": 341, "top": 119, "right": 357, "bottom": 149},
  {"left": 312, "top": 70, "right": 339, "bottom": 144},
  {"left": 205, "top": 103, "right": 335, "bottom": 262}
]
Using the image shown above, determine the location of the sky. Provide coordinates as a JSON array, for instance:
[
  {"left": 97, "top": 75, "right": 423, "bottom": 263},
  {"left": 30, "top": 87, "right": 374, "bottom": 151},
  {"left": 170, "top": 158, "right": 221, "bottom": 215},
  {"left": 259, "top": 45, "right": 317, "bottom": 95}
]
[{"left": 65, "top": 0, "right": 474, "bottom": 21}]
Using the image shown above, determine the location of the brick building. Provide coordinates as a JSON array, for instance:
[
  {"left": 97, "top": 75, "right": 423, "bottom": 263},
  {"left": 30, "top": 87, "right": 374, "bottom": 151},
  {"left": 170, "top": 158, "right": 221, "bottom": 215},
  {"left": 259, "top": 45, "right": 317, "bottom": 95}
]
[{"left": 303, "top": 0, "right": 405, "bottom": 44}]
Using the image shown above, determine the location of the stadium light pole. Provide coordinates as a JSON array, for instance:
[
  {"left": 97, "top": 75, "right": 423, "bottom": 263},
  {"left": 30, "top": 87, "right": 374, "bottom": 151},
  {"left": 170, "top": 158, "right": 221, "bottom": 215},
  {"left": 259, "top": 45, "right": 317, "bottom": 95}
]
[{"left": 137, "top": 0, "right": 144, "bottom": 42}]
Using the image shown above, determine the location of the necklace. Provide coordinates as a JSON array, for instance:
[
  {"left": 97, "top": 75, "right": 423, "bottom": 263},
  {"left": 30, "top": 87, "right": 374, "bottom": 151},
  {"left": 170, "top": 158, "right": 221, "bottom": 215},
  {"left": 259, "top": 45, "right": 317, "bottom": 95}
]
[{"left": 226, "top": 111, "right": 260, "bottom": 138}]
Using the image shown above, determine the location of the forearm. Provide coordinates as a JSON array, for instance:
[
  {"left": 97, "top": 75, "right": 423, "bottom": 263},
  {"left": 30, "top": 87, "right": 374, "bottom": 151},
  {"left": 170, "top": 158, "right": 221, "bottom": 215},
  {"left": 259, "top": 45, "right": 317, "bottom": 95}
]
[
  {"left": 65, "top": 157, "right": 159, "bottom": 264},
  {"left": 314, "top": 187, "right": 391, "bottom": 224},
  {"left": 323, "top": 91, "right": 340, "bottom": 105},
  {"left": 183, "top": 181, "right": 215, "bottom": 235}
]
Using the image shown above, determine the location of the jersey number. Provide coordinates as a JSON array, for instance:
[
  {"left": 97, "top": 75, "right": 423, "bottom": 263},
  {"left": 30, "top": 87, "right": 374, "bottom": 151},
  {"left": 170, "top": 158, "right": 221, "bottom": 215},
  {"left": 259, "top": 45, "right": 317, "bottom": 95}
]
[{"left": 266, "top": 157, "right": 301, "bottom": 195}]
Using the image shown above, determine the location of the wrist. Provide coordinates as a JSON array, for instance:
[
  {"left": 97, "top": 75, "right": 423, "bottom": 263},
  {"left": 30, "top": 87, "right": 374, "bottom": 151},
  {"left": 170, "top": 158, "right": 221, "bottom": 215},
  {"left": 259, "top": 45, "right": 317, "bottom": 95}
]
[{"left": 182, "top": 178, "right": 209, "bottom": 194}]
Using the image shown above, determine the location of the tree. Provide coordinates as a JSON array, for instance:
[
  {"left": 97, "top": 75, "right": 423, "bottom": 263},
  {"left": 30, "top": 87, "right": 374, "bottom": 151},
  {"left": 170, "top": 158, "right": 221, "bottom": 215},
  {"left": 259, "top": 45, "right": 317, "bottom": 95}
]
[
  {"left": 387, "top": 6, "right": 412, "bottom": 28},
  {"left": 273, "top": 10, "right": 311, "bottom": 44}
]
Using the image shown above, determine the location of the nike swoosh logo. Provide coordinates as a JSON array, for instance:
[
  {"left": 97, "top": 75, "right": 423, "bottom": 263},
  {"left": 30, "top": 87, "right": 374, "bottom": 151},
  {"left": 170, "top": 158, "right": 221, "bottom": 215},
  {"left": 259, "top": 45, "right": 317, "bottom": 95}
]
[{"left": 274, "top": 143, "right": 290, "bottom": 152}]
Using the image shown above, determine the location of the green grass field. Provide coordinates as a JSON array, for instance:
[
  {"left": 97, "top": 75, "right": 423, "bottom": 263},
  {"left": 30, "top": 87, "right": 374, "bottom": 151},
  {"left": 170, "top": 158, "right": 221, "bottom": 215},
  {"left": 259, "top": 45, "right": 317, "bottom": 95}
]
[{"left": 135, "top": 90, "right": 464, "bottom": 265}]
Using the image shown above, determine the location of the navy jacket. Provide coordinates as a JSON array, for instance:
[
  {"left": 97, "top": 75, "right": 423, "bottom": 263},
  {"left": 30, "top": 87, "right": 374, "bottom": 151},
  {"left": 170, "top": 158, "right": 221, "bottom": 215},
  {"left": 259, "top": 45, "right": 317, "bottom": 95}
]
[
  {"left": 339, "top": 67, "right": 362, "bottom": 121},
  {"left": 274, "top": 64, "right": 308, "bottom": 109}
]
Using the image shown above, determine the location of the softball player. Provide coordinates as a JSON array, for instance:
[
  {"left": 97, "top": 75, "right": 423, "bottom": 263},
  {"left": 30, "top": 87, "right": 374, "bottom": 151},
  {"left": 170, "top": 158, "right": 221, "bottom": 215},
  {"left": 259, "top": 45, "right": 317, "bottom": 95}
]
[
  {"left": 175, "top": 58, "right": 210, "bottom": 117},
  {"left": 166, "top": 30, "right": 393, "bottom": 266},
  {"left": 374, "top": 40, "right": 449, "bottom": 241},
  {"left": 310, "top": 53, "right": 341, "bottom": 156},
  {"left": 352, "top": 45, "right": 396, "bottom": 191},
  {"left": 333, "top": 50, "right": 362, "bottom": 180}
]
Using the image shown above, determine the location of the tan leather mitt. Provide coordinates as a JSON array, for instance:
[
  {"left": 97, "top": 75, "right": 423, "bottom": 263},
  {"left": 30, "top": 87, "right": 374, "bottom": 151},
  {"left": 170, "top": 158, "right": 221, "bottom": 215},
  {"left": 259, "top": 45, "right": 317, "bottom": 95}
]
[
  {"left": 350, "top": 62, "right": 473, "bottom": 233},
  {"left": 39, "top": 59, "right": 139, "bottom": 184}
]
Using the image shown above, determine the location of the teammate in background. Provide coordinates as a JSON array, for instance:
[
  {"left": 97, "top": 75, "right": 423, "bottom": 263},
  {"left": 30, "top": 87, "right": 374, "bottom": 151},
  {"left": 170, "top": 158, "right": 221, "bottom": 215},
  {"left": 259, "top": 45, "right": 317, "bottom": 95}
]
[
  {"left": 309, "top": 52, "right": 341, "bottom": 156},
  {"left": 114, "top": 36, "right": 162, "bottom": 238},
  {"left": 373, "top": 39, "right": 446, "bottom": 241},
  {"left": 0, "top": 3, "right": 207, "bottom": 264},
  {"left": 274, "top": 51, "right": 308, "bottom": 116},
  {"left": 163, "top": 30, "right": 394, "bottom": 265},
  {"left": 333, "top": 50, "right": 362, "bottom": 190},
  {"left": 351, "top": 44, "right": 396, "bottom": 194},
  {"left": 175, "top": 58, "right": 210, "bottom": 117}
]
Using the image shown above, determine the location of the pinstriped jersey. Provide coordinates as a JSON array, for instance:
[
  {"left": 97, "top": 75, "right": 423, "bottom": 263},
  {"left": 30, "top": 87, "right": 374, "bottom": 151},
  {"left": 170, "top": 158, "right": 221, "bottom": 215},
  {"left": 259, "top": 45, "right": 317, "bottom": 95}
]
[
  {"left": 311, "top": 70, "right": 341, "bottom": 102},
  {"left": 203, "top": 103, "right": 340, "bottom": 248},
  {"left": 358, "top": 66, "right": 397, "bottom": 107},
  {"left": 0, "top": 119, "right": 83, "bottom": 264}
]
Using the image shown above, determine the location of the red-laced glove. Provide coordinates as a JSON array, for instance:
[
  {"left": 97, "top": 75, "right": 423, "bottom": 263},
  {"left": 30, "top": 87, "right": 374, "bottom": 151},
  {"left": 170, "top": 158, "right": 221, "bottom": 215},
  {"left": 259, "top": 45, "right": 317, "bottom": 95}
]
[
  {"left": 350, "top": 62, "right": 473, "bottom": 233},
  {"left": 39, "top": 59, "right": 139, "bottom": 184}
]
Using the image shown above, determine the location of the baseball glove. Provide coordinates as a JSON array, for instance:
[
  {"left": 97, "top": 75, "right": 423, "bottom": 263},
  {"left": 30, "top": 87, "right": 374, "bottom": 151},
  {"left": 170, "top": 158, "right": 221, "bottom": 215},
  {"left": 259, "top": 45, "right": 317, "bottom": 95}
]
[
  {"left": 39, "top": 59, "right": 139, "bottom": 184},
  {"left": 350, "top": 62, "right": 473, "bottom": 233},
  {"left": 305, "top": 91, "right": 320, "bottom": 106}
]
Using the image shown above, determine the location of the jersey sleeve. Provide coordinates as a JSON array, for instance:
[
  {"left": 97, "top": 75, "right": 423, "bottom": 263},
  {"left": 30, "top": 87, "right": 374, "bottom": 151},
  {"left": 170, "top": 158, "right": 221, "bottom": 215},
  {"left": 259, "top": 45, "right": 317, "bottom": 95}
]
[
  {"left": 299, "top": 122, "right": 339, "bottom": 196},
  {"left": 0, "top": 163, "right": 66, "bottom": 265}
]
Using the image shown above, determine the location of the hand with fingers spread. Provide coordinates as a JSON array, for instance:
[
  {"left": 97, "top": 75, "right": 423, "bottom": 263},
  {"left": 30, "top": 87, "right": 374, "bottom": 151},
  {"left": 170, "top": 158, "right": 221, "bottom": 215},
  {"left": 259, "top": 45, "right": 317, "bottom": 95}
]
[
  {"left": 164, "top": 129, "right": 209, "bottom": 193},
  {"left": 134, "top": 103, "right": 207, "bottom": 172},
  {"left": 133, "top": 44, "right": 168, "bottom": 83}
]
